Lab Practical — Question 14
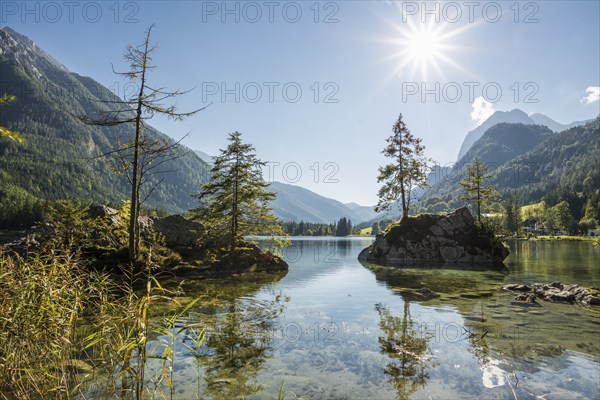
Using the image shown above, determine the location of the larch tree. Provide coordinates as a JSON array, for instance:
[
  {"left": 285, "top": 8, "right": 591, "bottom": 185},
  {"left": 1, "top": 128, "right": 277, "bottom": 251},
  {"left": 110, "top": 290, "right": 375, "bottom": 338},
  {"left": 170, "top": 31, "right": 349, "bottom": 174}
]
[
  {"left": 193, "top": 132, "right": 282, "bottom": 252},
  {"left": 78, "top": 25, "right": 205, "bottom": 261},
  {"left": 459, "top": 158, "right": 497, "bottom": 223},
  {"left": 375, "top": 114, "right": 432, "bottom": 218}
]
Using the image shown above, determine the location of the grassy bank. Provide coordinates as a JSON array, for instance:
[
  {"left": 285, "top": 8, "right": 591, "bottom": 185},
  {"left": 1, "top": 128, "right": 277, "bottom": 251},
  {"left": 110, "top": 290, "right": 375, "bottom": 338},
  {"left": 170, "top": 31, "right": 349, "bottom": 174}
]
[
  {"left": 0, "top": 249, "right": 205, "bottom": 399},
  {"left": 516, "top": 235, "right": 598, "bottom": 242}
]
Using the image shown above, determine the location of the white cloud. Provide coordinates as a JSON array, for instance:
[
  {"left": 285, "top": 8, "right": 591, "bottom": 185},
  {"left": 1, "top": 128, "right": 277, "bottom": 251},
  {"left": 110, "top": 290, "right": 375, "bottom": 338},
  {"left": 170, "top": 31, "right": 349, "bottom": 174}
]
[
  {"left": 470, "top": 96, "right": 495, "bottom": 125},
  {"left": 581, "top": 86, "right": 600, "bottom": 104}
]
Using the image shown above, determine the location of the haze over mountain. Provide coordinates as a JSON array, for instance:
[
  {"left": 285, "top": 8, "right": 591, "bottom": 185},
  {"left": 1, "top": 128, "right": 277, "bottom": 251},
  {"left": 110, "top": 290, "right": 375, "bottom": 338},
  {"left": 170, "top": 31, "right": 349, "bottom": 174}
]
[
  {"left": 456, "top": 109, "right": 534, "bottom": 161},
  {"left": 193, "top": 150, "right": 214, "bottom": 166},
  {"left": 269, "top": 181, "right": 376, "bottom": 224},
  {"left": 528, "top": 113, "right": 595, "bottom": 134},
  {"left": 193, "top": 149, "right": 376, "bottom": 223}
]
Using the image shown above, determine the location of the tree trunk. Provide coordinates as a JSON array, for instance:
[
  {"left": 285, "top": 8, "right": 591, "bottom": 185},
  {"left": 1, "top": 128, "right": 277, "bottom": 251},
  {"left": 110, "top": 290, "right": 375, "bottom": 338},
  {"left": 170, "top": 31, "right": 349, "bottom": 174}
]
[
  {"left": 231, "top": 151, "right": 240, "bottom": 253},
  {"left": 128, "top": 29, "right": 150, "bottom": 262}
]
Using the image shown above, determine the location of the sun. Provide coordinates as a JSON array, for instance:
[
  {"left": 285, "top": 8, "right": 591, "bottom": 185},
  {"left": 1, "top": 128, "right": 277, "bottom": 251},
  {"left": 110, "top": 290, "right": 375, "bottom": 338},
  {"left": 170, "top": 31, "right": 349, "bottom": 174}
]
[
  {"left": 406, "top": 29, "right": 442, "bottom": 65},
  {"left": 377, "top": 16, "right": 475, "bottom": 83}
]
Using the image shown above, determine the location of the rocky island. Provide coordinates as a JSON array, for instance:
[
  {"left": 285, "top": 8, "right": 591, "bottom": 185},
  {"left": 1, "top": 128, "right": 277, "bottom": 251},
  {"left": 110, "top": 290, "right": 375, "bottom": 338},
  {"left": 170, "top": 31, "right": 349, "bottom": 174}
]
[{"left": 358, "top": 207, "right": 509, "bottom": 264}]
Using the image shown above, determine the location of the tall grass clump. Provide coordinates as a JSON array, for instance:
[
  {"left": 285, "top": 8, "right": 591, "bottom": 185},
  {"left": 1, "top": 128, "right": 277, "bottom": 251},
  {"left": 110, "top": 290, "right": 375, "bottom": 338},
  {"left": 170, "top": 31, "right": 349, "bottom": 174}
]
[
  {"left": 0, "top": 250, "right": 108, "bottom": 398},
  {"left": 0, "top": 200, "right": 196, "bottom": 399}
]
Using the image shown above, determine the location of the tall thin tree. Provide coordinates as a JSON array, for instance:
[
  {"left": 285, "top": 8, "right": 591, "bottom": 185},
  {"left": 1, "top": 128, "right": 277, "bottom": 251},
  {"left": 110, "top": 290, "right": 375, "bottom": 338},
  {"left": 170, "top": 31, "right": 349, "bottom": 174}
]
[
  {"left": 78, "top": 25, "right": 205, "bottom": 260},
  {"left": 459, "top": 159, "right": 497, "bottom": 223},
  {"left": 376, "top": 114, "right": 431, "bottom": 218}
]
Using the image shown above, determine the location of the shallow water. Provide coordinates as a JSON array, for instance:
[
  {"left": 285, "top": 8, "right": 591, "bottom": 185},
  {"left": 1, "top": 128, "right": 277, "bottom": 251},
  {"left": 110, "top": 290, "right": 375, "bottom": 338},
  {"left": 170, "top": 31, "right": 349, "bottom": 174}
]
[{"left": 149, "top": 238, "right": 600, "bottom": 399}]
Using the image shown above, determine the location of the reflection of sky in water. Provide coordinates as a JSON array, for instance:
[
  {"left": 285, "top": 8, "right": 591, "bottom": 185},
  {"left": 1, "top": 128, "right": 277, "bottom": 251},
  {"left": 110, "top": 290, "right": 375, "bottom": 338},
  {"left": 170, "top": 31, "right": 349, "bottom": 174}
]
[{"left": 148, "top": 238, "right": 599, "bottom": 399}]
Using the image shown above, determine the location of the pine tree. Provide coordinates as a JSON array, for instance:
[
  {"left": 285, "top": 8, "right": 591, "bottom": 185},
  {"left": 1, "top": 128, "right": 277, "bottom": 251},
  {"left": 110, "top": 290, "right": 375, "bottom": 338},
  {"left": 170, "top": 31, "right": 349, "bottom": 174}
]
[
  {"left": 375, "top": 114, "right": 431, "bottom": 218},
  {"left": 459, "top": 159, "right": 497, "bottom": 223},
  {"left": 193, "top": 132, "right": 282, "bottom": 252}
]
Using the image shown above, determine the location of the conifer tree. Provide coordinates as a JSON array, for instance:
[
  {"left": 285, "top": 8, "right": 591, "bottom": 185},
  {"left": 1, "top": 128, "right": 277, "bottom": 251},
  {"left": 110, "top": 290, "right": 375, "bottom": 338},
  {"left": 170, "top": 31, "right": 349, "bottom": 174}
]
[
  {"left": 193, "top": 132, "right": 282, "bottom": 252},
  {"left": 459, "top": 159, "right": 498, "bottom": 223},
  {"left": 376, "top": 114, "right": 431, "bottom": 218}
]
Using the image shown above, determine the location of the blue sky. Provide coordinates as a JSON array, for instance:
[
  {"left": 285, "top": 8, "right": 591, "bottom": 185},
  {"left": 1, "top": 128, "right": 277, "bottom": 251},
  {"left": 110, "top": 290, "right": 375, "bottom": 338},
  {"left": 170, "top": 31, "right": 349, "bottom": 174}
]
[{"left": 3, "top": 1, "right": 599, "bottom": 205}]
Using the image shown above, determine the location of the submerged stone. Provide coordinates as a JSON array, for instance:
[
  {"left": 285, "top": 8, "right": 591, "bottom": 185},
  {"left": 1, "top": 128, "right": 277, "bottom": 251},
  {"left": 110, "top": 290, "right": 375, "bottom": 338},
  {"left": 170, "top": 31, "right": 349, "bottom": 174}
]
[{"left": 503, "top": 282, "right": 600, "bottom": 306}]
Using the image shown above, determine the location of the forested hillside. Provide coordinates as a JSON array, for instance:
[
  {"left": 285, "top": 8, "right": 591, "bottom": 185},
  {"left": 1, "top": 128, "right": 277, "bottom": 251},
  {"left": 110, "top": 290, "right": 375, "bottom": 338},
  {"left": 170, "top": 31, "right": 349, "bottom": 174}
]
[
  {"left": 0, "top": 27, "right": 211, "bottom": 227},
  {"left": 419, "top": 119, "right": 600, "bottom": 225}
]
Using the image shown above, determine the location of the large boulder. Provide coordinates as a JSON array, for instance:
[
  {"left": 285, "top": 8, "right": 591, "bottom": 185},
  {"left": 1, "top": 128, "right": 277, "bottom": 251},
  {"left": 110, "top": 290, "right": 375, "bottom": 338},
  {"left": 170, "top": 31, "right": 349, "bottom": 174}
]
[
  {"left": 358, "top": 207, "right": 509, "bottom": 264},
  {"left": 152, "top": 214, "right": 203, "bottom": 248}
]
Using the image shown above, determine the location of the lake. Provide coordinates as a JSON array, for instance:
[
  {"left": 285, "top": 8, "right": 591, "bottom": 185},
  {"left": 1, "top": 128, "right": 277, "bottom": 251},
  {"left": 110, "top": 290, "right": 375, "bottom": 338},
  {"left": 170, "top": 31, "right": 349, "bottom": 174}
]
[{"left": 147, "top": 238, "right": 600, "bottom": 399}]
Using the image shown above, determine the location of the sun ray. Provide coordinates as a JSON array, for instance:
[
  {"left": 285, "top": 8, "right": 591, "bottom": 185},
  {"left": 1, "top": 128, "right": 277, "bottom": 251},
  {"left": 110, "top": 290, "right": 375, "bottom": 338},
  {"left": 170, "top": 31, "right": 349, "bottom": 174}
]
[{"left": 373, "top": 12, "right": 481, "bottom": 87}]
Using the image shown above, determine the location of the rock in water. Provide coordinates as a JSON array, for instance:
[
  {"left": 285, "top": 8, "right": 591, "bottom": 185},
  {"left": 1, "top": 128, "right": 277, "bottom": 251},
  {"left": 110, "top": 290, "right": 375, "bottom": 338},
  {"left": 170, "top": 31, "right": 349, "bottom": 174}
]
[{"left": 358, "top": 207, "right": 509, "bottom": 264}]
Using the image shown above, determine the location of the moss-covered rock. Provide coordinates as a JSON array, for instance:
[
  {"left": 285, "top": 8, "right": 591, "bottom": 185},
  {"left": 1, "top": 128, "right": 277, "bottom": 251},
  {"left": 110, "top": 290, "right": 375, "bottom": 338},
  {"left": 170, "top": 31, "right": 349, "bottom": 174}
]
[{"left": 358, "top": 207, "right": 509, "bottom": 264}]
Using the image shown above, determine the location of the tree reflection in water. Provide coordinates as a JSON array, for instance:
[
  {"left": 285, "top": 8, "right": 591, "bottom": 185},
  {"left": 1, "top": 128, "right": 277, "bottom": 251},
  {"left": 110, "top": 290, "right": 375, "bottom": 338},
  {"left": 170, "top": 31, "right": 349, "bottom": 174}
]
[
  {"left": 179, "top": 274, "right": 288, "bottom": 399},
  {"left": 375, "top": 301, "right": 434, "bottom": 400}
]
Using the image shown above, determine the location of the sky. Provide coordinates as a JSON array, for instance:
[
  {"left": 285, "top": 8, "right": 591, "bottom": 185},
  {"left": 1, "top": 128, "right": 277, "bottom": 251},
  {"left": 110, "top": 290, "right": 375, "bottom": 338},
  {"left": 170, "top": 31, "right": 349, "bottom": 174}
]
[{"left": 2, "top": 0, "right": 599, "bottom": 205}]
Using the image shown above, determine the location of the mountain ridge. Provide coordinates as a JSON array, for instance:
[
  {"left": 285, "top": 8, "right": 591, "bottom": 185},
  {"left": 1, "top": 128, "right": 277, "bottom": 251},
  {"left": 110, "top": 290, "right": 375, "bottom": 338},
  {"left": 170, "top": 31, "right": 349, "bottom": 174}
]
[
  {"left": 269, "top": 181, "right": 377, "bottom": 224},
  {"left": 0, "top": 26, "right": 211, "bottom": 213},
  {"left": 419, "top": 118, "right": 600, "bottom": 212},
  {"left": 457, "top": 108, "right": 595, "bottom": 160}
]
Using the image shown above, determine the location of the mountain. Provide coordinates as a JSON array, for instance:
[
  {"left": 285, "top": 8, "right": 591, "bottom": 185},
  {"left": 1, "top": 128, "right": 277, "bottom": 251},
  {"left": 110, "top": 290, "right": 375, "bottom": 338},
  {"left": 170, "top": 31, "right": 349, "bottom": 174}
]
[
  {"left": 344, "top": 202, "right": 379, "bottom": 223},
  {"left": 457, "top": 109, "right": 595, "bottom": 160},
  {"left": 419, "top": 119, "right": 600, "bottom": 212},
  {"left": 419, "top": 122, "right": 570, "bottom": 211},
  {"left": 529, "top": 113, "right": 595, "bottom": 133},
  {"left": 193, "top": 150, "right": 214, "bottom": 166},
  {"left": 458, "top": 123, "right": 553, "bottom": 167},
  {"left": 269, "top": 181, "right": 376, "bottom": 224},
  {"left": 457, "top": 109, "right": 534, "bottom": 161},
  {"left": 191, "top": 147, "right": 376, "bottom": 223},
  {"left": 0, "top": 27, "right": 211, "bottom": 214},
  {"left": 493, "top": 118, "right": 600, "bottom": 202}
]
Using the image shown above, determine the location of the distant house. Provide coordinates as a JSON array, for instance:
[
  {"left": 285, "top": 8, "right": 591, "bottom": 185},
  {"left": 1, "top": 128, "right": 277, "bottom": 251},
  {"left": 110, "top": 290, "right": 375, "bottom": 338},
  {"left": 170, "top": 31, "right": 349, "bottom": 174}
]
[{"left": 588, "top": 228, "right": 600, "bottom": 237}]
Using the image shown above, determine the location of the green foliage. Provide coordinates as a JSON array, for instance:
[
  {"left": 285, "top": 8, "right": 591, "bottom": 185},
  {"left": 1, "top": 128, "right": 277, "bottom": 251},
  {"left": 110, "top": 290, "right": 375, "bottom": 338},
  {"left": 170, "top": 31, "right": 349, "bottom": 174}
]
[
  {"left": 193, "top": 132, "right": 284, "bottom": 250},
  {"left": 371, "top": 222, "right": 381, "bottom": 236},
  {"left": 0, "top": 95, "right": 24, "bottom": 143},
  {"left": 0, "top": 251, "right": 109, "bottom": 398},
  {"left": 459, "top": 158, "right": 498, "bottom": 223},
  {"left": 376, "top": 114, "right": 432, "bottom": 217},
  {"left": 281, "top": 218, "right": 356, "bottom": 236},
  {"left": 335, "top": 217, "right": 353, "bottom": 236},
  {"left": 550, "top": 201, "right": 575, "bottom": 233},
  {"left": 282, "top": 220, "right": 335, "bottom": 236},
  {"left": 503, "top": 190, "right": 522, "bottom": 235},
  {"left": 0, "top": 183, "right": 45, "bottom": 229},
  {"left": 420, "top": 120, "right": 600, "bottom": 225}
]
